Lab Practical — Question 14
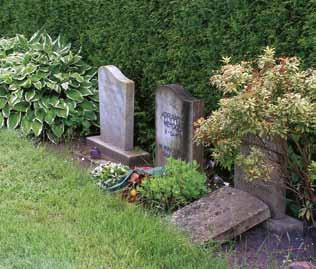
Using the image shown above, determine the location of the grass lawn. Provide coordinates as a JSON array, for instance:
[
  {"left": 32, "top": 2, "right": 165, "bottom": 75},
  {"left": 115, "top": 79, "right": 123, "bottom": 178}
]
[{"left": 0, "top": 130, "right": 227, "bottom": 269}]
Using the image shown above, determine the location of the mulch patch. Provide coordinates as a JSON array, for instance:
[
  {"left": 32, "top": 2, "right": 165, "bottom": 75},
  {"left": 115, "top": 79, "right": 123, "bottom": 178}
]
[{"left": 225, "top": 225, "right": 316, "bottom": 269}]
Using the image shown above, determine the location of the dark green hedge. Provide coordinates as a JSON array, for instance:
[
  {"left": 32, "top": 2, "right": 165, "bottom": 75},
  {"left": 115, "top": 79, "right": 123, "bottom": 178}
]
[{"left": 0, "top": 0, "right": 315, "bottom": 150}]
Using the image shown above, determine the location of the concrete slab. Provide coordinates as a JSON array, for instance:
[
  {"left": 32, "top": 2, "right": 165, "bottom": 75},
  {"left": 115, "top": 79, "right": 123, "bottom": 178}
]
[
  {"left": 171, "top": 187, "right": 271, "bottom": 243},
  {"left": 86, "top": 136, "right": 151, "bottom": 167}
]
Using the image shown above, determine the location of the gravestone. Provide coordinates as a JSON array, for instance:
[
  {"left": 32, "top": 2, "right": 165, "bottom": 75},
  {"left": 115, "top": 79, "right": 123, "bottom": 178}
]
[
  {"left": 87, "top": 65, "right": 150, "bottom": 167},
  {"left": 155, "top": 84, "right": 204, "bottom": 166},
  {"left": 172, "top": 187, "right": 271, "bottom": 243},
  {"left": 234, "top": 134, "right": 303, "bottom": 234}
]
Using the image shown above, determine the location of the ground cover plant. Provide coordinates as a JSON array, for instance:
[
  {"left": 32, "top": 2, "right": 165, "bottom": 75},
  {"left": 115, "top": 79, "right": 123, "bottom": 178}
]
[
  {"left": 0, "top": 129, "right": 227, "bottom": 269},
  {"left": 0, "top": 32, "right": 98, "bottom": 142},
  {"left": 195, "top": 47, "right": 316, "bottom": 223},
  {"left": 0, "top": 0, "right": 314, "bottom": 150},
  {"left": 139, "top": 158, "right": 207, "bottom": 212}
]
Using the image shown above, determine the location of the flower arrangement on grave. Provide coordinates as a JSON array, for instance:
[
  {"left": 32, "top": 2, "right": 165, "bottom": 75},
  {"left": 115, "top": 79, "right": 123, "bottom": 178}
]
[
  {"left": 194, "top": 47, "right": 316, "bottom": 222},
  {"left": 92, "top": 161, "right": 130, "bottom": 189}
]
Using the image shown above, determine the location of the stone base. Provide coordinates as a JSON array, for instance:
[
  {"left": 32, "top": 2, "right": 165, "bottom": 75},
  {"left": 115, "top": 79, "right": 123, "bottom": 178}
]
[
  {"left": 263, "top": 215, "right": 304, "bottom": 235},
  {"left": 86, "top": 136, "right": 151, "bottom": 167}
]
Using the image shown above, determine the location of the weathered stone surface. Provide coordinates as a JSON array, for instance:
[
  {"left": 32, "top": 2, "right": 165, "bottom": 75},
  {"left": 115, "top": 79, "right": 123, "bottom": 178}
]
[
  {"left": 99, "top": 65, "right": 134, "bottom": 151},
  {"left": 234, "top": 134, "right": 287, "bottom": 219},
  {"left": 86, "top": 136, "right": 150, "bottom": 167},
  {"left": 87, "top": 65, "right": 150, "bottom": 166},
  {"left": 288, "top": 262, "right": 316, "bottom": 269},
  {"left": 263, "top": 216, "right": 304, "bottom": 235},
  {"left": 155, "top": 84, "right": 204, "bottom": 167},
  {"left": 171, "top": 187, "right": 271, "bottom": 243}
]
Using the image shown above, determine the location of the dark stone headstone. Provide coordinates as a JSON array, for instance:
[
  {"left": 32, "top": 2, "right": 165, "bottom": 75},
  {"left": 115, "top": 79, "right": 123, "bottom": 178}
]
[{"left": 155, "top": 84, "right": 204, "bottom": 166}]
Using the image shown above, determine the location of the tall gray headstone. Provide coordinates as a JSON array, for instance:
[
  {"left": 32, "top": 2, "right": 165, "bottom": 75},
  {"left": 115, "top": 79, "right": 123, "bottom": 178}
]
[
  {"left": 155, "top": 84, "right": 204, "bottom": 166},
  {"left": 87, "top": 65, "right": 150, "bottom": 167},
  {"left": 99, "top": 65, "right": 134, "bottom": 150}
]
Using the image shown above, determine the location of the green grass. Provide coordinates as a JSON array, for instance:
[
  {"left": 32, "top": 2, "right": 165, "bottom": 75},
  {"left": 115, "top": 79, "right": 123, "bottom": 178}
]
[{"left": 0, "top": 130, "right": 227, "bottom": 269}]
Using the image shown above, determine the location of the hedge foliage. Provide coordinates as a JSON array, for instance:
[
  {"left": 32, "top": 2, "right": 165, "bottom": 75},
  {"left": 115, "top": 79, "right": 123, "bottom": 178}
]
[{"left": 0, "top": 0, "right": 315, "bottom": 149}]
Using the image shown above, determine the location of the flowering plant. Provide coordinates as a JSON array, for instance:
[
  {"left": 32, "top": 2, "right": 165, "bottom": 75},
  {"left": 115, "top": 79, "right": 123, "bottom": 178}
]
[
  {"left": 194, "top": 47, "right": 316, "bottom": 222},
  {"left": 91, "top": 161, "right": 129, "bottom": 189}
]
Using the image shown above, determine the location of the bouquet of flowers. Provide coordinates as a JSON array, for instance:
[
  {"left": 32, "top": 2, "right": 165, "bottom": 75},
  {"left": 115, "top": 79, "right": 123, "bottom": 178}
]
[{"left": 91, "top": 161, "right": 129, "bottom": 190}]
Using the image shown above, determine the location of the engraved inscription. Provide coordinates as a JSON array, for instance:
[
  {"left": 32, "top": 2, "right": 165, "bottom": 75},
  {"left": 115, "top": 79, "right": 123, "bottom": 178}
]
[{"left": 161, "top": 112, "right": 183, "bottom": 137}]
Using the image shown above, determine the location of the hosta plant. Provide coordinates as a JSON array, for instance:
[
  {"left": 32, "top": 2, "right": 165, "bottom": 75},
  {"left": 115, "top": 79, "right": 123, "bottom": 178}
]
[{"left": 0, "top": 32, "right": 98, "bottom": 142}]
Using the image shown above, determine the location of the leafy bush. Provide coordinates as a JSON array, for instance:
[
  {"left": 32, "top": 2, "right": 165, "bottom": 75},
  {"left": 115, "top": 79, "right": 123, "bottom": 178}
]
[
  {"left": 195, "top": 47, "right": 316, "bottom": 222},
  {"left": 0, "top": 0, "right": 314, "bottom": 149},
  {"left": 139, "top": 158, "right": 207, "bottom": 211},
  {"left": 0, "top": 32, "right": 98, "bottom": 142}
]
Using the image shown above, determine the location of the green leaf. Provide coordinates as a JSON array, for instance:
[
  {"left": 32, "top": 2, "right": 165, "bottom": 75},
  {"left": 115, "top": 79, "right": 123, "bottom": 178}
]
[
  {"left": 47, "top": 131, "right": 58, "bottom": 144},
  {"left": 34, "top": 81, "right": 43, "bottom": 90},
  {"left": 56, "top": 104, "right": 69, "bottom": 118},
  {"left": 84, "top": 111, "right": 97, "bottom": 121},
  {"left": 44, "top": 110, "right": 56, "bottom": 125},
  {"left": 25, "top": 90, "right": 36, "bottom": 102},
  {"left": 20, "top": 78, "right": 32, "bottom": 88},
  {"left": 8, "top": 94, "right": 20, "bottom": 106},
  {"left": 0, "top": 87, "right": 7, "bottom": 97},
  {"left": 7, "top": 112, "right": 21, "bottom": 129},
  {"left": 80, "top": 100, "right": 96, "bottom": 111},
  {"left": 35, "top": 108, "right": 46, "bottom": 122},
  {"left": 48, "top": 96, "right": 59, "bottom": 107},
  {"left": 66, "top": 89, "right": 83, "bottom": 102},
  {"left": 51, "top": 122, "right": 64, "bottom": 138},
  {"left": 31, "top": 119, "right": 43, "bottom": 137},
  {"left": 0, "top": 97, "right": 7, "bottom": 109},
  {"left": 0, "top": 114, "right": 4, "bottom": 128},
  {"left": 80, "top": 87, "right": 93, "bottom": 96},
  {"left": 13, "top": 102, "right": 29, "bottom": 112},
  {"left": 2, "top": 106, "right": 10, "bottom": 118},
  {"left": 70, "top": 72, "right": 85, "bottom": 83},
  {"left": 21, "top": 116, "right": 32, "bottom": 134}
]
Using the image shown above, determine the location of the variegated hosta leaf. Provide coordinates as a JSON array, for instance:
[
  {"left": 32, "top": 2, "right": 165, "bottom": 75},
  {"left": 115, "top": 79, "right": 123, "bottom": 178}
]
[
  {"left": 66, "top": 89, "right": 84, "bottom": 102},
  {"left": 2, "top": 106, "right": 10, "bottom": 118},
  {"left": 13, "top": 102, "right": 29, "bottom": 112},
  {"left": 31, "top": 119, "right": 43, "bottom": 137},
  {"left": 7, "top": 112, "right": 21, "bottom": 129},
  {"left": 52, "top": 122, "right": 64, "bottom": 138},
  {"left": 0, "top": 97, "right": 7, "bottom": 109},
  {"left": 0, "top": 114, "right": 4, "bottom": 128},
  {"left": 80, "top": 100, "right": 96, "bottom": 111},
  {"left": 21, "top": 116, "right": 32, "bottom": 134},
  {"left": 25, "top": 90, "right": 36, "bottom": 102},
  {"left": 44, "top": 110, "right": 56, "bottom": 125}
]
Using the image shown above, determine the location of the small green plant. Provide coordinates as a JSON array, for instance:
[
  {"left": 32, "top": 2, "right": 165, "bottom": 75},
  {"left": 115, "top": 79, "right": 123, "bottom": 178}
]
[
  {"left": 91, "top": 161, "right": 129, "bottom": 190},
  {"left": 0, "top": 32, "right": 98, "bottom": 142},
  {"left": 139, "top": 158, "right": 207, "bottom": 211}
]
